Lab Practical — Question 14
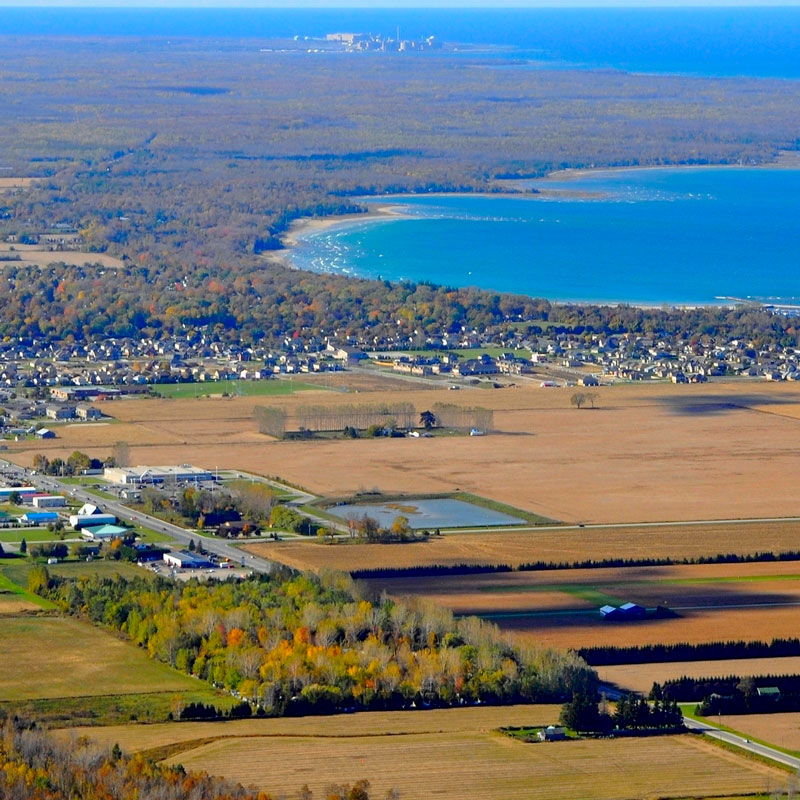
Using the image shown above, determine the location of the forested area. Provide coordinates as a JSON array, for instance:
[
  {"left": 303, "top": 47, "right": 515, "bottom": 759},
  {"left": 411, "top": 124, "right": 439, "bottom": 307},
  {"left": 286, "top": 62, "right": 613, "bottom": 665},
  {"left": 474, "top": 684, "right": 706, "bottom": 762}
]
[
  {"left": 31, "top": 568, "right": 594, "bottom": 715},
  {"left": 1, "top": 38, "right": 800, "bottom": 345}
]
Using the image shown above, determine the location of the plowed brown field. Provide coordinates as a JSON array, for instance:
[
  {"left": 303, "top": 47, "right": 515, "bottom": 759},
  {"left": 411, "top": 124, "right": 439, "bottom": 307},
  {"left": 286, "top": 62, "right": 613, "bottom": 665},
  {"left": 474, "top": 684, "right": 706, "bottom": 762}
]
[
  {"left": 8, "top": 380, "right": 800, "bottom": 524},
  {"left": 358, "top": 561, "right": 800, "bottom": 651},
  {"left": 599, "top": 657, "right": 800, "bottom": 695},
  {"left": 244, "top": 520, "right": 800, "bottom": 572},
  {"left": 61, "top": 709, "right": 785, "bottom": 800}
]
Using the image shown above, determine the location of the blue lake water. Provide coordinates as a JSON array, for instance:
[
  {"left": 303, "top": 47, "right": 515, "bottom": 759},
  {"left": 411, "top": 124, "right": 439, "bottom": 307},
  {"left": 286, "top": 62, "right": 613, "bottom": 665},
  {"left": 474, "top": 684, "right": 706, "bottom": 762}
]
[
  {"left": 5, "top": 8, "right": 800, "bottom": 78},
  {"left": 290, "top": 167, "right": 800, "bottom": 306},
  {"left": 328, "top": 498, "right": 525, "bottom": 530}
]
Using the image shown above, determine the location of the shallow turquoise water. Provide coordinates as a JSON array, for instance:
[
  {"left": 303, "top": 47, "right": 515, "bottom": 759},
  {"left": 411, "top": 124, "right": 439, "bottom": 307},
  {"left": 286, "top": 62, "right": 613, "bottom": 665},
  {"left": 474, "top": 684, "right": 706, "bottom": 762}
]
[
  {"left": 291, "top": 167, "right": 800, "bottom": 305},
  {"left": 328, "top": 498, "right": 525, "bottom": 530}
]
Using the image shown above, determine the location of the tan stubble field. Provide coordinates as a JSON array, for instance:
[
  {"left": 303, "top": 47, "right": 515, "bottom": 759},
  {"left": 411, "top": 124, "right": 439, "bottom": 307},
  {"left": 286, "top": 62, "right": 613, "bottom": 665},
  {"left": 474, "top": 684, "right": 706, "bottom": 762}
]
[{"left": 7, "top": 378, "right": 800, "bottom": 524}]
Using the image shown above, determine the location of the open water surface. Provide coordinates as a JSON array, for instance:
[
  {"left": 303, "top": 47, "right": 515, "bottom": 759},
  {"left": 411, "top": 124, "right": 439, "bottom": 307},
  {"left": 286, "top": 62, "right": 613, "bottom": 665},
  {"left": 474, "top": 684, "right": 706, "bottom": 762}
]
[{"left": 290, "top": 167, "right": 800, "bottom": 306}]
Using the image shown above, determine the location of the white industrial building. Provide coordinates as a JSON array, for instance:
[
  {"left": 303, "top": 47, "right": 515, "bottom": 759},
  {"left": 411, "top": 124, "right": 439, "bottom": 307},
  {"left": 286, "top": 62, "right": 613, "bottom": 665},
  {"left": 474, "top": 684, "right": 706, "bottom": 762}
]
[
  {"left": 69, "top": 502, "right": 116, "bottom": 530},
  {"left": 32, "top": 495, "right": 67, "bottom": 508},
  {"left": 104, "top": 465, "right": 217, "bottom": 486}
]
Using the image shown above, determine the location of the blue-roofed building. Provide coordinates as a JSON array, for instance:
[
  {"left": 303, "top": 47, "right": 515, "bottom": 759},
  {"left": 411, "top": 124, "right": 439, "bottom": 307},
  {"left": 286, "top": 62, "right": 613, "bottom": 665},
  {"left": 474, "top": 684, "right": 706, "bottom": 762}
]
[{"left": 19, "top": 511, "right": 60, "bottom": 526}]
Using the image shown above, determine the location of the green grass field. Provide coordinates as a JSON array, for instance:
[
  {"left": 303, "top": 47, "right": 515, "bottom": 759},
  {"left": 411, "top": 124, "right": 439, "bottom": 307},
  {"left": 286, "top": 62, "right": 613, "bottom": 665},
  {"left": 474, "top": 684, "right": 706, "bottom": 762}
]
[
  {"left": 0, "top": 558, "right": 146, "bottom": 589},
  {"left": 6, "top": 689, "right": 237, "bottom": 728},
  {"left": 0, "top": 528, "right": 72, "bottom": 544},
  {"left": 0, "top": 571, "right": 56, "bottom": 611},
  {"left": 0, "top": 615, "right": 202, "bottom": 702},
  {"left": 152, "top": 379, "right": 322, "bottom": 398}
]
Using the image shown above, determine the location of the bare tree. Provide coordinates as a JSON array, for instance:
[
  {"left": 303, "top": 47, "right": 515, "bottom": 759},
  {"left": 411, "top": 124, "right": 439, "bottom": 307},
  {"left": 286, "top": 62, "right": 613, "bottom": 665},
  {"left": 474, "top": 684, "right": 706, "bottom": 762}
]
[
  {"left": 570, "top": 393, "right": 587, "bottom": 409},
  {"left": 111, "top": 440, "right": 130, "bottom": 467}
]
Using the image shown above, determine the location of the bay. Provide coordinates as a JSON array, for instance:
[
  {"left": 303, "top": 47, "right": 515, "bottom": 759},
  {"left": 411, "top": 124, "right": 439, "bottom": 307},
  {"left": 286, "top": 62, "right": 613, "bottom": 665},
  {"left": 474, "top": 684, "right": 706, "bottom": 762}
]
[{"left": 289, "top": 167, "right": 800, "bottom": 306}]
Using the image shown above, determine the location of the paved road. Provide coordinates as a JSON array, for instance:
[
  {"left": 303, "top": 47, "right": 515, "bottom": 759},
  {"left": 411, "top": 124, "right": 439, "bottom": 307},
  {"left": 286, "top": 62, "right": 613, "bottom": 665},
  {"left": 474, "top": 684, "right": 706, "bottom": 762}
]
[
  {"left": 597, "top": 684, "right": 800, "bottom": 770},
  {"left": 683, "top": 716, "right": 800, "bottom": 770},
  {"left": 1, "top": 460, "right": 279, "bottom": 574},
  {"left": 448, "top": 514, "right": 800, "bottom": 536}
]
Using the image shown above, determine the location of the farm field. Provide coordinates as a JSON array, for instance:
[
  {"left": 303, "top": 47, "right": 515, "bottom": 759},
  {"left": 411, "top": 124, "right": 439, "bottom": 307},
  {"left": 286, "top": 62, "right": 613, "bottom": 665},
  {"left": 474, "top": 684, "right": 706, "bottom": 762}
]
[
  {"left": 0, "top": 177, "right": 32, "bottom": 189},
  {"left": 59, "top": 705, "right": 560, "bottom": 753},
  {"left": 0, "top": 615, "right": 202, "bottom": 701},
  {"left": 245, "top": 521, "right": 800, "bottom": 572},
  {"left": 599, "top": 657, "right": 800, "bottom": 696},
  {"left": 64, "top": 711, "right": 784, "bottom": 800},
  {"left": 6, "top": 380, "right": 800, "bottom": 524},
  {"left": 716, "top": 713, "right": 800, "bottom": 753},
  {"left": 359, "top": 561, "right": 800, "bottom": 651},
  {"left": 162, "top": 731, "right": 780, "bottom": 800},
  {"left": 0, "top": 243, "right": 123, "bottom": 268}
]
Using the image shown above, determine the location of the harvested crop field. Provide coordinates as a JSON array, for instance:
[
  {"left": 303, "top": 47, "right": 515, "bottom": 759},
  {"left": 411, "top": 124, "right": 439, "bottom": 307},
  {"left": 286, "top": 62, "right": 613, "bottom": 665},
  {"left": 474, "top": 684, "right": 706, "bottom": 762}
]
[
  {"left": 0, "top": 243, "right": 123, "bottom": 268},
  {"left": 599, "top": 657, "right": 800, "bottom": 695},
  {"left": 0, "top": 615, "right": 203, "bottom": 701},
  {"left": 58, "top": 705, "right": 560, "bottom": 754},
  {"left": 508, "top": 605, "right": 800, "bottom": 650},
  {"left": 244, "top": 521, "right": 800, "bottom": 572},
  {"left": 8, "top": 381, "right": 800, "bottom": 524},
  {"left": 362, "top": 561, "right": 800, "bottom": 651},
  {"left": 717, "top": 712, "right": 800, "bottom": 752},
  {"left": 65, "top": 710, "right": 785, "bottom": 800},
  {"left": 164, "top": 732, "right": 779, "bottom": 800}
]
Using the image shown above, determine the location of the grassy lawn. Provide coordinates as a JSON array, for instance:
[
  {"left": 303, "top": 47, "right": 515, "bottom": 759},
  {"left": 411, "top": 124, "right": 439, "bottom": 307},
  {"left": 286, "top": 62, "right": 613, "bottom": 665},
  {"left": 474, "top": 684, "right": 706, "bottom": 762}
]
[
  {"left": 0, "top": 615, "right": 203, "bottom": 702},
  {"left": 0, "top": 528, "right": 74, "bottom": 544},
  {"left": 0, "top": 558, "right": 147, "bottom": 589},
  {"left": 5, "top": 689, "right": 237, "bottom": 728},
  {"left": 152, "top": 379, "right": 322, "bottom": 398},
  {"left": 0, "top": 570, "right": 56, "bottom": 611},
  {"left": 0, "top": 503, "right": 29, "bottom": 516},
  {"left": 131, "top": 524, "right": 175, "bottom": 544},
  {"left": 59, "top": 478, "right": 120, "bottom": 501}
]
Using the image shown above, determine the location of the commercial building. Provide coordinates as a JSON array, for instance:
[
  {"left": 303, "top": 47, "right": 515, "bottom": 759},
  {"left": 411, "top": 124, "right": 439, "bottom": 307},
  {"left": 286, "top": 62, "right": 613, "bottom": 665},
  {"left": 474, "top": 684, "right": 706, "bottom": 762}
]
[
  {"left": 32, "top": 495, "right": 67, "bottom": 508},
  {"left": 82, "top": 523, "right": 129, "bottom": 542},
  {"left": 104, "top": 465, "right": 217, "bottom": 486},
  {"left": 19, "top": 511, "right": 60, "bottom": 526},
  {"left": 163, "top": 550, "right": 216, "bottom": 570},
  {"left": 69, "top": 504, "right": 117, "bottom": 530},
  {"left": 0, "top": 486, "right": 37, "bottom": 501}
]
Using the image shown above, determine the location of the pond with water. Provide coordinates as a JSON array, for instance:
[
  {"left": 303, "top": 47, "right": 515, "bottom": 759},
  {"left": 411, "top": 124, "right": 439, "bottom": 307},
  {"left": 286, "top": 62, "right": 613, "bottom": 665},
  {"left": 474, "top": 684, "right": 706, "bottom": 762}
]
[{"left": 327, "top": 498, "right": 526, "bottom": 529}]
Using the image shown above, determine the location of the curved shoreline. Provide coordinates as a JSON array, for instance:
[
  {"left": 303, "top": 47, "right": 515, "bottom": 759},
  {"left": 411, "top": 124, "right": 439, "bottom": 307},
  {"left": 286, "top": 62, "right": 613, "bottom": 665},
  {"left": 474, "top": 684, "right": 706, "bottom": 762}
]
[{"left": 271, "top": 159, "right": 800, "bottom": 308}]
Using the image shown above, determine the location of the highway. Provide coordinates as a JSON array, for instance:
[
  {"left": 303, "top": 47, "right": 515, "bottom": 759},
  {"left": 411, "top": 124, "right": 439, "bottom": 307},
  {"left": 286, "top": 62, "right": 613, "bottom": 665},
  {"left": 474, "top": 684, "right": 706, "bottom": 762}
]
[
  {"left": 599, "top": 683, "right": 800, "bottom": 769},
  {"left": 0, "top": 459, "right": 279, "bottom": 574},
  {"left": 683, "top": 716, "right": 800, "bottom": 770}
]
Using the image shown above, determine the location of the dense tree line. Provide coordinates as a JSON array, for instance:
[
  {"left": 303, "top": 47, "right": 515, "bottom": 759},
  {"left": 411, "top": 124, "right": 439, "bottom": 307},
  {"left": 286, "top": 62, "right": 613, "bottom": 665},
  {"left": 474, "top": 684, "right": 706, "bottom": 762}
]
[
  {"left": 559, "top": 690, "right": 682, "bottom": 734},
  {"left": 0, "top": 715, "right": 378, "bottom": 800},
  {"left": 656, "top": 674, "right": 800, "bottom": 704},
  {"left": 1, "top": 40, "right": 800, "bottom": 346},
  {"left": 579, "top": 638, "right": 800, "bottom": 667},
  {"left": 31, "top": 569, "right": 594, "bottom": 715},
  {"left": 350, "top": 550, "right": 800, "bottom": 580}
]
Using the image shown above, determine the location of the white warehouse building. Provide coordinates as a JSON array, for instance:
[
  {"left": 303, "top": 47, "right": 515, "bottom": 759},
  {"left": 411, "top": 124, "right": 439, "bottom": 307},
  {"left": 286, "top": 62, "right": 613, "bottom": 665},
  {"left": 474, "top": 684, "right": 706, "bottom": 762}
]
[
  {"left": 104, "top": 465, "right": 217, "bottom": 486},
  {"left": 32, "top": 495, "right": 67, "bottom": 508}
]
